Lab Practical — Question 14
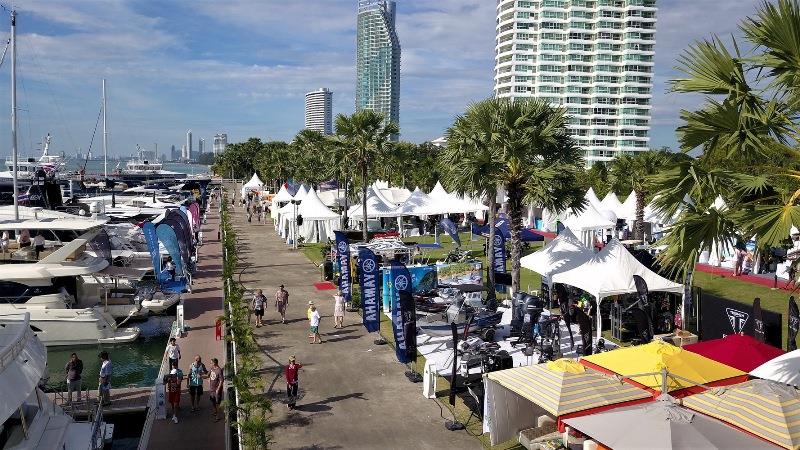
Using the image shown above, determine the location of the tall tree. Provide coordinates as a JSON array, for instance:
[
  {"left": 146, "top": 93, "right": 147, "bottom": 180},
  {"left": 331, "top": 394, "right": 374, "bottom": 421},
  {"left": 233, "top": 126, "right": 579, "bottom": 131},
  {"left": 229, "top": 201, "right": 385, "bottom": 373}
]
[
  {"left": 292, "top": 129, "right": 330, "bottom": 188},
  {"left": 334, "top": 110, "right": 399, "bottom": 241}
]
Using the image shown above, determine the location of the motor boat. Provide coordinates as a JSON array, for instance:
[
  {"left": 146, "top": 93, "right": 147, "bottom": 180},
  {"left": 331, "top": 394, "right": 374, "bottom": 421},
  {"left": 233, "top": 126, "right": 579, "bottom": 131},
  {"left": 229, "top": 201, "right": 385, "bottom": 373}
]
[
  {"left": 0, "top": 313, "right": 112, "bottom": 449},
  {"left": 112, "top": 158, "right": 186, "bottom": 186}
]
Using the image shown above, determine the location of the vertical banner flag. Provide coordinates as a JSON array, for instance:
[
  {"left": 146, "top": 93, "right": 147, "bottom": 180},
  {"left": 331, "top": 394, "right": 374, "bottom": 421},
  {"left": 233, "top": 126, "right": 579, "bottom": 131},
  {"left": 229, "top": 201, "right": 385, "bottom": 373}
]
[
  {"left": 753, "top": 297, "right": 765, "bottom": 342},
  {"left": 157, "top": 224, "right": 184, "bottom": 277},
  {"left": 492, "top": 232, "right": 507, "bottom": 293},
  {"left": 163, "top": 210, "right": 192, "bottom": 273},
  {"left": 358, "top": 248, "right": 380, "bottom": 333},
  {"left": 789, "top": 296, "right": 799, "bottom": 351},
  {"left": 390, "top": 262, "right": 414, "bottom": 364},
  {"left": 142, "top": 222, "right": 165, "bottom": 281},
  {"left": 633, "top": 274, "right": 654, "bottom": 337},
  {"left": 439, "top": 218, "right": 461, "bottom": 246},
  {"left": 334, "top": 231, "right": 351, "bottom": 303}
]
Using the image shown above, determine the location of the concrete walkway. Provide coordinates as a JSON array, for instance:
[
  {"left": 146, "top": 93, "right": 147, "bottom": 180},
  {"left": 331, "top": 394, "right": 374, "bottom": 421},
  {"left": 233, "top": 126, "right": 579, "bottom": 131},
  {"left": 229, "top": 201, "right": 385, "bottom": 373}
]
[
  {"left": 230, "top": 194, "right": 479, "bottom": 449},
  {"left": 148, "top": 200, "right": 226, "bottom": 449}
]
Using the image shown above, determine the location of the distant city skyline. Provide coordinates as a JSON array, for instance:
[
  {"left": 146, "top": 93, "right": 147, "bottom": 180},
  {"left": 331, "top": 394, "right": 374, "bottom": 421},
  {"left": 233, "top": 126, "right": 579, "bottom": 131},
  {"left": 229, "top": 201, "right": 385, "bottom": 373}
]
[{"left": 0, "top": 0, "right": 763, "bottom": 155}]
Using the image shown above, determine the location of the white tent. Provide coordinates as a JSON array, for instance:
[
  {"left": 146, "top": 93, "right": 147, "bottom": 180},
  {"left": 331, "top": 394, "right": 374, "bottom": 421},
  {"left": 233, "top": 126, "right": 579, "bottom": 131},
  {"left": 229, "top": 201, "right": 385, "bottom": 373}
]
[
  {"left": 519, "top": 228, "right": 593, "bottom": 286},
  {"left": 380, "top": 187, "right": 412, "bottom": 205},
  {"left": 295, "top": 188, "right": 340, "bottom": 243},
  {"left": 551, "top": 239, "right": 683, "bottom": 340},
  {"left": 293, "top": 185, "right": 308, "bottom": 201},
  {"left": 241, "top": 173, "right": 264, "bottom": 196},
  {"left": 426, "top": 181, "right": 486, "bottom": 214},
  {"left": 317, "top": 189, "right": 347, "bottom": 208},
  {"left": 273, "top": 184, "right": 294, "bottom": 203},
  {"left": 277, "top": 201, "right": 298, "bottom": 237},
  {"left": 585, "top": 187, "right": 603, "bottom": 210},
  {"left": 397, "top": 187, "right": 439, "bottom": 216},
  {"left": 750, "top": 350, "right": 800, "bottom": 387},
  {"left": 348, "top": 187, "right": 401, "bottom": 219},
  {"left": 618, "top": 191, "right": 637, "bottom": 222},
  {"left": 542, "top": 203, "right": 615, "bottom": 234},
  {"left": 599, "top": 192, "right": 623, "bottom": 216}
]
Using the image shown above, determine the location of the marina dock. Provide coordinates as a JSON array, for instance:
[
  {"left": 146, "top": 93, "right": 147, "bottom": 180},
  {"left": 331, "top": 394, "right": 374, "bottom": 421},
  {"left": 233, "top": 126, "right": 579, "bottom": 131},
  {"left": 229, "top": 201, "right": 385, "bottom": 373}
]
[{"left": 47, "top": 387, "right": 152, "bottom": 418}]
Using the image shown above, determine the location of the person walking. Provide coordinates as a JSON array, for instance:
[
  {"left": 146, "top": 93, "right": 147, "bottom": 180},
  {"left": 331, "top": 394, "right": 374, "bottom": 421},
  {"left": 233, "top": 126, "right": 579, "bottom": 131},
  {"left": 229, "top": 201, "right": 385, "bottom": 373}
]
[
  {"left": 306, "top": 301, "right": 315, "bottom": 338},
  {"left": 33, "top": 232, "right": 46, "bottom": 259},
  {"left": 208, "top": 358, "right": 224, "bottom": 422},
  {"left": 309, "top": 305, "right": 322, "bottom": 344},
  {"left": 275, "top": 285, "right": 289, "bottom": 324},
  {"left": 188, "top": 355, "right": 208, "bottom": 412},
  {"left": 164, "top": 361, "right": 184, "bottom": 423},
  {"left": 333, "top": 291, "right": 345, "bottom": 329},
  {"left": 65, "top": 353, "right": 83, "bottom": 404},
  {"left": 98, "top": 351, "right": 113, "bottom": 406},
  {"left": 256, "top": 203, "right": 262, "bottom": 223},
  {"left": 285, "top": 356, "right": 303, "bottom": 410},
  {"left": 165, "top": 337, "right": 181, "bottom": 369},
  {"left": 165, "top": 257, "right": 176, "bottom": 281},
  {"left": 252, "top": 289, "right": 267, "bottom": 327}
]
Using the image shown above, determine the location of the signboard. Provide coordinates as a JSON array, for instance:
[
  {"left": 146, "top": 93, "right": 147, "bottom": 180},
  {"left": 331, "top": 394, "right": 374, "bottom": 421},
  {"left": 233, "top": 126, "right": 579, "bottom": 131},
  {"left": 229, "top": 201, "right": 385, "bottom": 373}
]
[{"left": 699, "top": 293, "right": 782, "bottom": 348}]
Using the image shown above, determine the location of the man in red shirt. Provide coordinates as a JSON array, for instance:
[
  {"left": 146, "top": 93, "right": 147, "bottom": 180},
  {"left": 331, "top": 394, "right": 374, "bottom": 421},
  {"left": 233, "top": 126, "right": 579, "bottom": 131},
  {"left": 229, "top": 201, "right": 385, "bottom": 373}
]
[{"left": 285, "top": 355, "right": 303, "bottom": 410}]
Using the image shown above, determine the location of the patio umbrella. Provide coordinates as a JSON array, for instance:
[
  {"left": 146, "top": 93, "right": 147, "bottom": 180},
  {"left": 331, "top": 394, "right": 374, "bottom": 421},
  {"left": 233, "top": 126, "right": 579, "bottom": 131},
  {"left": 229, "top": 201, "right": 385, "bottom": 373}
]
[
  {"left": 683, "top": 334, "right": 785, "bottom": 372},
  {"left": 485, "top": 358, "right": 651, "bottom": 418},
  {"left": 580, "top": 341, "right": 748, "bottom": 397},
  {"left": 682, "top": 379, "right": 800, "bottom": 449},
  {"left": 751, "top": 349, "right": 800, "bottom": 388},
  {"left": 564, "top": 400, "right": 776, "bottom": 450}
]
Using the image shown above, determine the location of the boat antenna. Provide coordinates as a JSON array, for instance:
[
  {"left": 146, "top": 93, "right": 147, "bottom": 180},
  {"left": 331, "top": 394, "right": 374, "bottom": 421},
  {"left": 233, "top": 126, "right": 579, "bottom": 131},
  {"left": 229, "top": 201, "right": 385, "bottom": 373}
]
[
  {"left": 11, "top": 9, "right": 18, "bottom": 220},
  {"left": 102, "top": 79, "right": 108, "bottom": 181},
  {"left": 83, "top": 106, "right": 103, "bottom": 172}
]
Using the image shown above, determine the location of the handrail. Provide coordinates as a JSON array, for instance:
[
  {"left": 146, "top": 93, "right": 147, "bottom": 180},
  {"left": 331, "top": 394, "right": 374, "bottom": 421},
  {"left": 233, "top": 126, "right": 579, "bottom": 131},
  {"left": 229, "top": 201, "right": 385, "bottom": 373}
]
[{"left": 136, "top": 319, "right": 178, "bottom": 450}]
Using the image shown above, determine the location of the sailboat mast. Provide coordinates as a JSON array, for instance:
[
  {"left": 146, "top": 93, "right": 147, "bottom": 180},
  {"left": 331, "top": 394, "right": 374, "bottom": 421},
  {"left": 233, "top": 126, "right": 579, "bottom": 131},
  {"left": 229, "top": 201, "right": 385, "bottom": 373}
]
[
  {"left": 102, "top": 79, "right": 108, "bottom": 180},
  {"left": 11, "top": 10, "right": 18, "bottom": 220}
]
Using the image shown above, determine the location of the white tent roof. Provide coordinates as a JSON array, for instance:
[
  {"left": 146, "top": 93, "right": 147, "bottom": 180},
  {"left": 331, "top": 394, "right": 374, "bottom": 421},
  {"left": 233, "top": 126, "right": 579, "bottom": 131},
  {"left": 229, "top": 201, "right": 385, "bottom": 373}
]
[
  {"left": 599, "top": 192, "right": 623, "bottom": 215},
  {"left": 317, "top": 189, "right": 346, "bottom": 208},
  {"left": 585, "top": 188, "right": 603, "bottom": 210},
  {"left": 558, "top": 202, "right": 616, "bottom": 231},
  {"left": 429, "top": 181, "right": 451, "bottom": 202},
  {"left": 273, "top": 184, "right": 293, "bottom": 203},
  {"left": 519, "top": 228, "right": 593, "bottom": 279},
  {"left": 293, "top": 185, "right": 308, "bottom": 201},
  {"left": 380, "top": 187, "right": 412, "bottom": 205},
  {"left": 551, "top": 239, "right": 683, "bottom": 300},
  {"left": 397, "top": 187, "right": 439, "bottom": 216},
  {"left": 425, "top": 181, "right": 487, "bottom": 214},
  {"left": 750, "top": 350, "right": 800, "bottom": 387},
  {"left": 618, "top": 191, "right": 637, "bottom": 222},
  {"left": 348, "top": 187, "right": 401, "bottom": 219},
  {"left": 242, "top": 173, "right": 264, "bottom": 189},
  {"left": 297, "top": 188, "right": 339, "bottom": 220}
]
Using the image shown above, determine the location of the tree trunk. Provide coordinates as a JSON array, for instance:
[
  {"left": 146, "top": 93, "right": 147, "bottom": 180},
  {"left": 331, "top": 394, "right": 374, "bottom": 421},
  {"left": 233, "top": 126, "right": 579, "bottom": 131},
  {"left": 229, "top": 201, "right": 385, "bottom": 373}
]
[
  {"left": 508, "top": 181, "right": 523, "bottom": 293},
  {"left": 635, "top": 190, "right": 646, "bottom": 241},
  {"left": 342, "top": 177, "right": 349, "bottom": 230},
  {"left": 361, "top": 165, "right": 369, "bottom": 242},
  {"left": 487, "top": 194, "right": 497, "bottom": 299}
]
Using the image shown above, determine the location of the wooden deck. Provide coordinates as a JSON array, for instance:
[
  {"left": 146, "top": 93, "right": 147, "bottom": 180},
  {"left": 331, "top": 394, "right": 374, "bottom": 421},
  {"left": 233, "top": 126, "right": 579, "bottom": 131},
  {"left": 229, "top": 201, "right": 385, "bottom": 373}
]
[{"left": 47, "top": 386, "right": 152, "bottom": 418}]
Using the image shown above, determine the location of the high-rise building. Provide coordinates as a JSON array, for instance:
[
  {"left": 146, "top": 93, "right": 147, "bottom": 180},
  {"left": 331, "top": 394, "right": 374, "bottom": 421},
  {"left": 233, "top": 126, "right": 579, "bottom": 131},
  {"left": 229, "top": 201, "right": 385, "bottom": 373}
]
[
  {"left": 198, "top": 138, "right": 205, "bottom": 155},
  {"left": 305, "top": 88, "right": 334, "bottom": 135},
  {"left": 186, "top": 130, "right": 193, "bottom": 161},
  {"left": 494, "top": 0, "right": 657, "bottom": 165},
  {"left": 171, "top": 145, "right": 177, "bottom": 161},
  {"left": 181, "top": 144, "right": 188, "bottom": 161},
  {"left": 356, "top": 0, "right": 400, "bottom": 131},
  {"left": 213, "top": 134, "right": 228, "bottom": 156}
]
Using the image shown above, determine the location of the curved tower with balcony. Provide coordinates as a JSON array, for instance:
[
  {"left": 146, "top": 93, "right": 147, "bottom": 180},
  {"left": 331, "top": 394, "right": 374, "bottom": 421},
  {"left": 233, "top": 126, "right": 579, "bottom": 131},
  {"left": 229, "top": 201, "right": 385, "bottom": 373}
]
[
  {"left": 495, "top": 0, "right": 657, "bottom": 165},
  {"left": 356, "top": 0, "right": 401, "bottom": 131}
]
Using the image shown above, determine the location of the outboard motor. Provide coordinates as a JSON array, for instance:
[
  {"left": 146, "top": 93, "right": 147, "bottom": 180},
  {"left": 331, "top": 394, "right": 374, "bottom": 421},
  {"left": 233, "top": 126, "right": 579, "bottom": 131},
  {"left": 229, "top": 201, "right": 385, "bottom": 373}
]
[{"left": 510, "top": 291, "right": 528, "bottom": 332}]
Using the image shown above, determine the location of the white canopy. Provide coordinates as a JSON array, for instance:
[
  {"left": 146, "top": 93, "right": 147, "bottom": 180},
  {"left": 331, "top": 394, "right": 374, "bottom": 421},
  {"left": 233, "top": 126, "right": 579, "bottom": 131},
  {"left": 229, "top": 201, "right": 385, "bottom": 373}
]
[
  {"left": 599, "top": 192, "right": 623, "bottom": 215},
  {"left": 559, "top": 202, "right": 616, "bottom": 232},
  {"left": 750, "top": 350, "right": 800, "bottom": 387},
  {"left": 293, "top": 185, "right": 308, "bottom": 201},
  {"left": 297, "top": 188, "right": 339, "bottom": 220},
  {"left": 296, "top": 188, "right": 340, "bottom": 243},
  {"left": 585, "top": 187, "right": 603, "bottom": 210},
  {"left": 618, "top": 191, "right": 638, "bottom": 222},
  {"left": 272, "top": 184, "right": 294, "bottom": 203},
  {"left": 379, "top": 187, "right": 412, "bottom": 205},
  {"left": 317, "top": 189, "right": 347, "bottom": 208},
  {"left": 397, "top": 187, "right": 439, "bottom": 216},
  {"left": 519, "top": 228, "right": 593, "bottom": 281},
  {"left": 348, "top": 187, "right": 401, "bottom": 219},
  {"left": 429, "top": 181, "right": 451, "bottom": 202},
  {"left": 241, "top": 173, "right": 264, "bottom": 195},
  {"left": 425, "top": 181, "right": 487, "bottom": 214}
]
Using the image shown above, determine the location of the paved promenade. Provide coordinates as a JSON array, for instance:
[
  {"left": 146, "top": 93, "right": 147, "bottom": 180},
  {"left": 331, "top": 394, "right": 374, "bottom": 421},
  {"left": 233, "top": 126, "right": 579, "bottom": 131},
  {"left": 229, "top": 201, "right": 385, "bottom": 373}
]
[
  {"left": 230, "top": 195, "right": 478, "bottom": 449},
  {"left": 148, "top": 200, "right": 226, "bottom": 449}
]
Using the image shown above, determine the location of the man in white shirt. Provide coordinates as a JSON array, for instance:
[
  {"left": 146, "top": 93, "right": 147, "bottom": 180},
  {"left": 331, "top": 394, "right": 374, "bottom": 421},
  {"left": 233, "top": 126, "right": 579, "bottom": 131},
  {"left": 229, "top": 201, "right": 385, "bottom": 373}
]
[
  {"left": 33, "top": 233, "right": 46, "bottom": 259},
  {"left": 98, "top": 351, "right": 113, "bottom": 406},
  {"left": 309, "top": 305, "right": 322, "bottom": 344},
  {"left": 165, "top": 337, "right": 181, "bottom": 369}
]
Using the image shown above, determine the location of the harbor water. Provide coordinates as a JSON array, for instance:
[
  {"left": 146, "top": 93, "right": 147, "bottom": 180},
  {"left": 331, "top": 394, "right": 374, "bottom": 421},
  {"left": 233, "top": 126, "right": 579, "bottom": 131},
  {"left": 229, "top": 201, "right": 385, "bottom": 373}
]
[
  {"left": 66, "top": 160, "right": 211, "bottom": 177},
  {"left": 45, "top": 316, "right": 174, "bottom": 389}
]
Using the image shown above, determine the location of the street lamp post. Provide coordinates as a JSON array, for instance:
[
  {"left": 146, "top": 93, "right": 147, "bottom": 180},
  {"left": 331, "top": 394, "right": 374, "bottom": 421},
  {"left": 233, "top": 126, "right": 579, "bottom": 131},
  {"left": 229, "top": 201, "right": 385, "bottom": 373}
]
[{"left": 291, "top": 200, "right": 299, "bottom": 250}]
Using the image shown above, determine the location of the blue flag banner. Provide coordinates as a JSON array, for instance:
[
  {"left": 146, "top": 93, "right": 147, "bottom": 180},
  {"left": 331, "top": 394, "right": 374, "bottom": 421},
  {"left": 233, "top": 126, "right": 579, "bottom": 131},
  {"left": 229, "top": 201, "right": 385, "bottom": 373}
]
[
  {"left": 439, "top": 218, "right": 461, "bottom": 246},
  {"left": 157, "top": 224, "right": 184, "bottom": 278},
  {"left": 390, "top": 262, "right": 414, "bottom": 363},
  {"left": 142, "top": 222, "right": 166, "bottom": 281},
  {"left": 358, "top": 248, "right": 380, "bottom": 333},
  {"left": 164, "top": 210, "right": 193, "bottom": 273},
  {"left": 334, "top": 231, "right": 351, "bottom": 302},
  {"left": 493, "top": 231, "right": 507, "bottom": 293}
]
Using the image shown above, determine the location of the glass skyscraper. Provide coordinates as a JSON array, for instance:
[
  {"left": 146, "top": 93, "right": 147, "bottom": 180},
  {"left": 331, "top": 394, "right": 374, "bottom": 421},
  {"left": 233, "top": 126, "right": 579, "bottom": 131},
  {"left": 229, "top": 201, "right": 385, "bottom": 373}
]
[{"left": 356, "top": 0, "right": 400, "bottom": 129}]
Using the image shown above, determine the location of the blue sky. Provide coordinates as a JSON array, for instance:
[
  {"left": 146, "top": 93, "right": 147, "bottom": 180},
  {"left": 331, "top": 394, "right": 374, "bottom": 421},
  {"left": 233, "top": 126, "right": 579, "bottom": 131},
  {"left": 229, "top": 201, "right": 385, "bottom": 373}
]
[{"left": 0, "top": 0, "right": 763, "bottom": 157}]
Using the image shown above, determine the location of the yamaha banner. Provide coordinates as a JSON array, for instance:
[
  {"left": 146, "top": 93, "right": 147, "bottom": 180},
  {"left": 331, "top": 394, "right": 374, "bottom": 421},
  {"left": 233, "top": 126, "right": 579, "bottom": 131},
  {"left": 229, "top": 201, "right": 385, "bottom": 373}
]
[
  {"left": 334, "top": 231, "right": 351, "bottom": 303},
  {"left": 753, "top": 297, "right": 765, "bottom": 342},
  {"left": 789, "top": 296, "right": 799, "bottom": 351},
  {"left": 143, "top": 222, "right": 164, "bottom": 280},
  {"left": 439, "top": 218, "right": 461, "bottom": 246},
  {"left": 358, "top": 248, "right": 380, "bottom": 333},
  {"left": 492, "top": 231, "right": 507, "bottom": 293},
  {"left": 390, "top": 262, "right": 414, "bottom": 364}
]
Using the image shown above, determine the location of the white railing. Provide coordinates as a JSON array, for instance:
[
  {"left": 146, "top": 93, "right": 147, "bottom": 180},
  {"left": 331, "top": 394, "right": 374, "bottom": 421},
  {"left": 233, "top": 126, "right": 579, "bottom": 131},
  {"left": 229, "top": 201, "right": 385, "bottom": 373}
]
[{"left": 135, "top": 318, "right": 179, "bottom": 450}]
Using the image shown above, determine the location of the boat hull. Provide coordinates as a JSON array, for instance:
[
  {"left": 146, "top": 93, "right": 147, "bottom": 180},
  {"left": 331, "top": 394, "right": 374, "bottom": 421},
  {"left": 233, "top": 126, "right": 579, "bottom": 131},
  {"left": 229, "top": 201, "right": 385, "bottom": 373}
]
[{"left": 0, "top": 308, "right": 140, "bottom": 346}]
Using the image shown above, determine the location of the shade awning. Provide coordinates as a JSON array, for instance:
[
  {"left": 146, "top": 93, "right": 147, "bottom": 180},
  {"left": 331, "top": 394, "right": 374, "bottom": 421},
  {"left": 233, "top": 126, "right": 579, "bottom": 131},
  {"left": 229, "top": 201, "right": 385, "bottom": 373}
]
[
  {"left": 683, "top": 334, "right": 784, "bottom": 373},
  {"left": 519, "top": 228, "right": 592, "bottom": 279},
  {"left": 751, "top": 349, "right": 800, "bottom": 387}
]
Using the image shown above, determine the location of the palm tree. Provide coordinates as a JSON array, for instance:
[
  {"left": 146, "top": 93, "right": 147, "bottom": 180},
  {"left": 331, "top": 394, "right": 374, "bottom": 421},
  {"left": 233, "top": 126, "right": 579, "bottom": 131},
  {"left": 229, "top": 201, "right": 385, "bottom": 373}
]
[
  {"left": 292, "top": 129, "right": 329, "bottom": 188},
  {"left": 334, "top": 110, "right": 399, "bottom": 241},
  {"left": 443, "top": 98, "right": 585, "bottom": 293},
  {"left": 608, "top": 151, "right": 673, "bottom": 240},
  {"left": 651, "top": 0, "right": 800, "bottom": 275}
]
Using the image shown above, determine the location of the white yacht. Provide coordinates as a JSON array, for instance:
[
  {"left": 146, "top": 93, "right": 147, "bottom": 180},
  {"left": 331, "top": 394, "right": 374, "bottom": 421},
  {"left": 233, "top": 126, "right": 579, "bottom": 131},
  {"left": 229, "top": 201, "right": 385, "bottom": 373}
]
[
  {"left": 3, "top": 134, "right": 66, "bottom": 181},
  {"left": 0, "top": 313, "right": 111, "bottom": 450}
]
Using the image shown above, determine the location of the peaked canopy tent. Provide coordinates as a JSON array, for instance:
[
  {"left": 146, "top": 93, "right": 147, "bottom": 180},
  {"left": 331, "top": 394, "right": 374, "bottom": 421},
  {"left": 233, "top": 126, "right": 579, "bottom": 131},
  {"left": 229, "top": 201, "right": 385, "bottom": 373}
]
[
  {"left": 277, "top": 201, "right": 299, "bottom": 237},
  {"left": 618, "top": 191, "right": 638, "bottom": 222},
  {"left": 347, "top": 187, "right": 402, "bottom": 220},
  {"left": 683, "top": 334, "right": 784, "bottom": 372},
  {"left": 750, "top": 350, "right": 800, "bottom": 387},
  {"left": 543, "top": 203, "right": 616, "bottom": 248},
  {"left": 426, "top": 181, "right": 488, "bottom": 214},
  {"left": 585, "top": 187, "right": 603, "bottom": 210},
  {"left": 292, "top": 184, "right": 308, "bottom": 201},
  {"left": 271, "top": 184, "right": 294, "bottom": 219},
  {"left": 241, "top": 173, "right": 264, "bottom": 196},
  {"left": 293, "top": 188, "right": 340, "bottom": 243},
  {"left": 599, "top": 192, "right": 623, "bottom": 216},
  {"left": 397, "top": 187, "right": 438, "bottom": 216},
  {"left": 483, "top": 359, "right": 652, "bottom": 445},
  {"left": 519, "top": 228, "right": 593, "bottom": 288},
  {"left": 551, "top": 239, "right": 684, "bottom": 340}
]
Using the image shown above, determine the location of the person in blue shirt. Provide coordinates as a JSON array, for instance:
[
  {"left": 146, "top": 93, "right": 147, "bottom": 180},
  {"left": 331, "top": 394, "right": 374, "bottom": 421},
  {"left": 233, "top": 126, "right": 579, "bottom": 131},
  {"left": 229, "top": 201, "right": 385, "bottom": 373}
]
[{"left": 188, "top": 355, "right": 208, "bottom": 412}]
